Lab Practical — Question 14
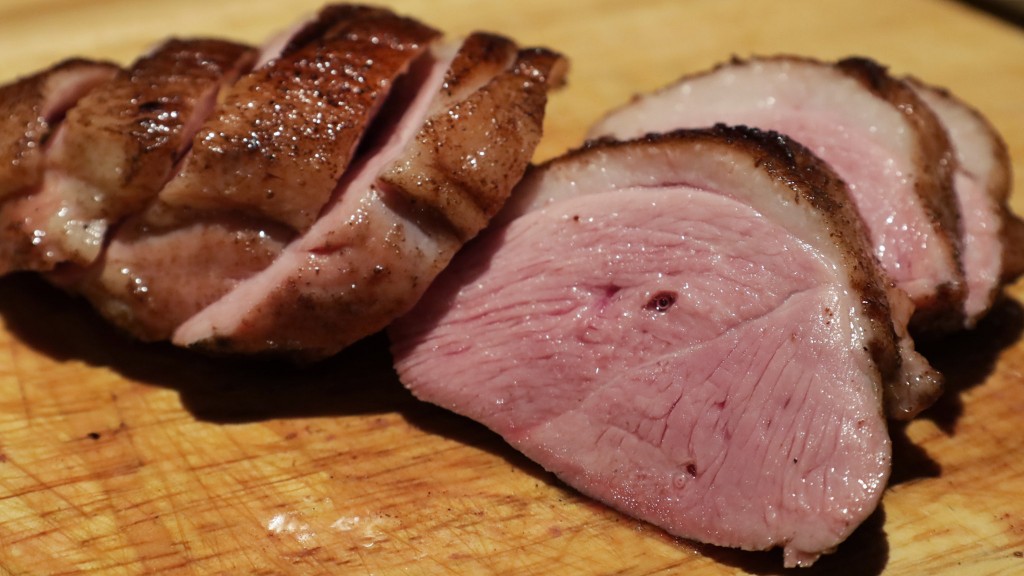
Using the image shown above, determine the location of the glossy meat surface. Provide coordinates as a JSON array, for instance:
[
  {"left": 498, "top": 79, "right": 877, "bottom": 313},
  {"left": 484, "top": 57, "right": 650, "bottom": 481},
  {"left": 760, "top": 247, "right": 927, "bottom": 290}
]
[
  {"left": 157, "top": 5, "right": 441, "bottom": 232},
  {"left": 0, "top": 39, "right": 253, "bottom": 273},
  {"left": 392, "top": 127, "right": 936, "bottom": 565},
  {"left": 73, "top": 6, "right": 441, "bottom": 340}
]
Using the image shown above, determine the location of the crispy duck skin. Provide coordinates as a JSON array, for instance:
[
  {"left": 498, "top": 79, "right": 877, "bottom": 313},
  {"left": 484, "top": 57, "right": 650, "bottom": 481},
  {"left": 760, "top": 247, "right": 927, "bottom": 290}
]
[
  {"left": 0, "top": 58, "right": 119, "bottom": 200},
  {"left": 69, "top": 5, "right": 442, "bottom": 341},
  {"left": 48, "top": 39, "right": 257, "bottom": 223},
  {"left": 155, "top": 5, "right": 442, "bottom": 232},
  {"left": 172, "top": 35, "right": 567, "bottom": 359},
  {"left": 390, "top": 126, "right": 940, "bottom": 565},
  {"left": 0, "top": 39, "right": 254, "bottom": 273}
]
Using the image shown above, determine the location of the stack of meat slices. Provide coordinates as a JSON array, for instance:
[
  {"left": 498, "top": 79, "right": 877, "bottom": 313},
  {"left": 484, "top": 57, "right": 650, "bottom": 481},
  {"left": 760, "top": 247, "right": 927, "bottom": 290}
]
[
  {"left": 0, "top": 4, "right": 566, "bottom": 359},
  {"left": 589, "top": 56, "right": 1024, "bottom": 336},
  {"left": 390, "top": 56, "right": 1023, "bottom": 566}
]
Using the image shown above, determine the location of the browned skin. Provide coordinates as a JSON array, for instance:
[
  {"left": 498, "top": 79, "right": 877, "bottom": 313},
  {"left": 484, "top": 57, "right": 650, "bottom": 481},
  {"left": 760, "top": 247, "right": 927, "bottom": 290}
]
[
  {"left": 382, "top": 35, "right": 568, "bottom": 241},
  {"left": 65, "top": 6, "right": 440, "bottom": 342},
  {"left": 0, "top": 59, "right": 119, "bottom": 199},
  {"left": 157, "top": 5, "right": 441, "bottom": 232},
  {"left": 0, "top": 40, "right": 254, "bottom": 275},
  {"left": 180, "top": 37, "right": 567, "bottom": 360},
  {"left": 65, "top": 4, "right": 440, "bottom": 340},
  {"left": 49, "top": 38, "right": 256, "bottom": 221},
  {"left": 835, "top": 57, "right": 964, "bottom": 333}
]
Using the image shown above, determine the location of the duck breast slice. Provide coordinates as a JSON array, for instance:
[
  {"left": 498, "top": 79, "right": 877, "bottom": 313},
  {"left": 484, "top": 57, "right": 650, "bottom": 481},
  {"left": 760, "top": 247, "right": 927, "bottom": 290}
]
[{"left": 391, "top": 126, "right": 943, "bottom": 566}]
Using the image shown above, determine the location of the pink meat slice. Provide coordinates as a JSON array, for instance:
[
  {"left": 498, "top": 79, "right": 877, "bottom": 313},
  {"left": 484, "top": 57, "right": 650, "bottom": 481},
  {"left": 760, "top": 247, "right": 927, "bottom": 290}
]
[
  {"left": 391, "top": 127, "right": 943, "bottom": 566},
  {"left": 70, "top": 6, "right": 441, "bottom": 341},
  {"left": 172, "top": 34, "right": 567, "bottom": 359},
  {"left": 0, "top": 58, "right": 119, "bottom": 199},
  {"left": 589, "top": 56, "right": 964, "bottom": 333},
  {"left": 907, "top": 77, "right": 1024, "bottom": 327},
  {"left": 0, "top": 39, "right": 254, "bottom": 273}
]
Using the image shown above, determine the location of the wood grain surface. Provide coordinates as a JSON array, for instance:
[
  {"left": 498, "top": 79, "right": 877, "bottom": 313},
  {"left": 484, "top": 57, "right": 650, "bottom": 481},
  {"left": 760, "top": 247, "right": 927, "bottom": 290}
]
[{"left": 1, "top": 0, "right": 1023, "bottom": 574}]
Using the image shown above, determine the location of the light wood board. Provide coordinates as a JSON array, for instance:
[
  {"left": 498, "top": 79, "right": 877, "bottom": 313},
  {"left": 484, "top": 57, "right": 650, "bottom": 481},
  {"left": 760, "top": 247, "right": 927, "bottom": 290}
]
[{"left": 0, "top": 0, "right": 1023, "bottom": 574}]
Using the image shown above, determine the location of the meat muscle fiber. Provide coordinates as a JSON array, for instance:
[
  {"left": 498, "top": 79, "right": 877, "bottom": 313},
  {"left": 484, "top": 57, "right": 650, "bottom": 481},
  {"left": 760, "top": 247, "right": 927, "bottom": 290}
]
[{"left": 391, "top": 126, "right": 942, "bottom": 566}]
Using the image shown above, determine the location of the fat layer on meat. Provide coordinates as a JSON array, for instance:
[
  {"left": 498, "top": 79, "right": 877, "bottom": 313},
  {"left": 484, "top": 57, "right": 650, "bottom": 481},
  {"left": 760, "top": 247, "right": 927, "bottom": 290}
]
[{"left": 391, "top": 126, "right": 942, "bottom": 566}]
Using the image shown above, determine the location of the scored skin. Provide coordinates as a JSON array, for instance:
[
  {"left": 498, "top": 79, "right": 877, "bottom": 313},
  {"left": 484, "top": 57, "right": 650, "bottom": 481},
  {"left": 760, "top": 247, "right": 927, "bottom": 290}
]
[
  {"left": 391, "top": 126, "right": 929, "bottom": 565},
  {"left": 906, "top": 77, "right": 1023, "bottom": 326},
  {"left": 66, "top": 6, "right": 440, "bottom": 342},
  {"left": 50, "top": 39, "right": 257, "bottom": 222},
  {"left": 0, "top": 59, "right": 119, "bottom": 199},
  {"left": 0, "top": 40, "right": 254, "bottom": 274},
  {"left": 589, "top": 55, "right": 965, "bottom": 333},
  {"left": 173, "top": 38, "right": 567, "bottom": 359},
  {"left": 156, "top": 5, "right": 442, "bottom": 232}
]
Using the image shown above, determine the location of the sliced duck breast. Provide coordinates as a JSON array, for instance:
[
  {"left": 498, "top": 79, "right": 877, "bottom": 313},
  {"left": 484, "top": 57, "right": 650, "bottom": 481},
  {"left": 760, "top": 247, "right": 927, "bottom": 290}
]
[
  {"left": 0, "top": 39, "right": 254, "bottom": 273},
  {"left": 156, "top": 4, "right": 442, "bottom": 232},
  {"left": 71, "top": 5, "right": 442, "bottom": 341},
  {"left": 907, "top": 77, "right": 1024, "bottom": 327},
  {"left": 391, "top": 126, "right": 943, "bottom": 566},
  {"left": 589, "top": 56, "right": 964, "bottom": 333},
  {"left": 0, "top": 58, "right": 119, "bottom": 199},
  {"left": 172, "top": 34, "right": 567, "bottom": 359}
]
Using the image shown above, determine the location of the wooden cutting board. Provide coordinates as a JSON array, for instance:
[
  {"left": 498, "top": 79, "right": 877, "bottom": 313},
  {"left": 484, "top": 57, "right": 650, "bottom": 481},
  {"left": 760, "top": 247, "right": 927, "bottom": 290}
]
[{"left": 1, "top": 0, "right": 1023, "bottom": 574}]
